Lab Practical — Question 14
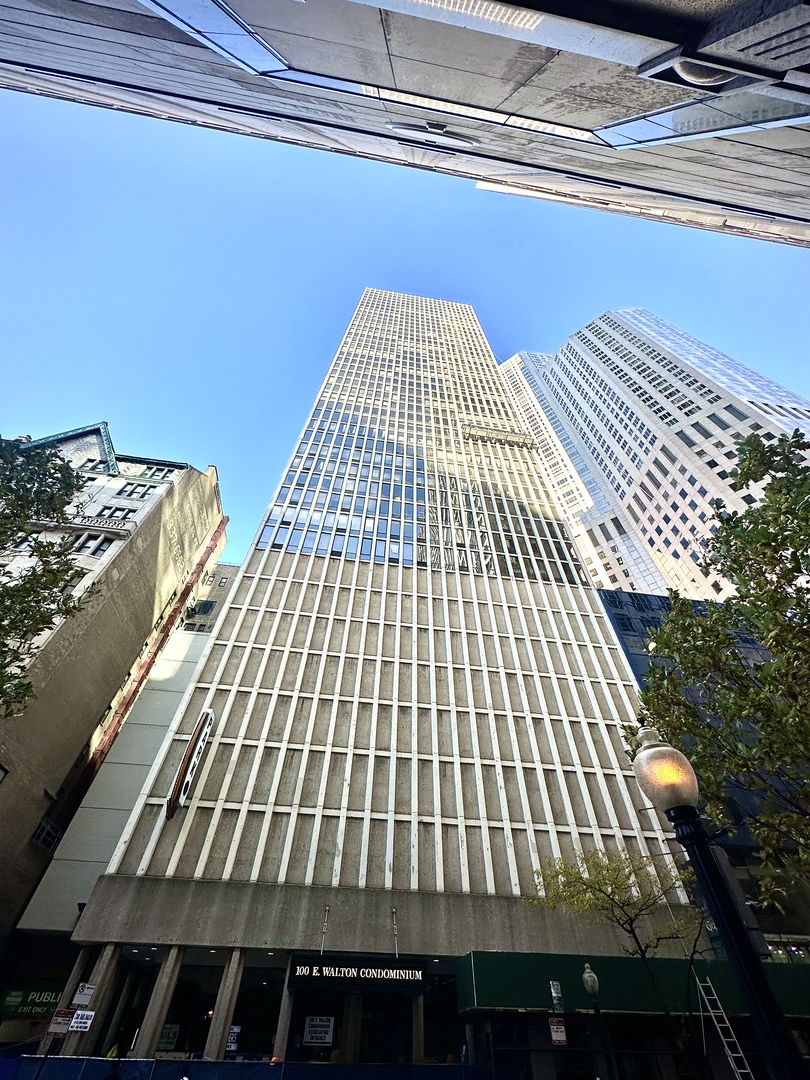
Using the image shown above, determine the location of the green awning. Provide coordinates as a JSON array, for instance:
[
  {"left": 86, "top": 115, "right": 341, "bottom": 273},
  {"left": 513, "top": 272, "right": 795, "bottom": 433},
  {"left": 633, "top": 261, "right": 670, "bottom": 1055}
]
[{"left": 455, "top": 952, "right": 810, "bottom": 1018}]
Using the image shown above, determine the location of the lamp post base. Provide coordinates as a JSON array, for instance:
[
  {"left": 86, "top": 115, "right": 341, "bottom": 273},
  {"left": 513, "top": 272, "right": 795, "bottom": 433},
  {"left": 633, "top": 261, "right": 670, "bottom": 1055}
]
[{"left": 666, "top": 804, "right": 808, "bottom": 1080}]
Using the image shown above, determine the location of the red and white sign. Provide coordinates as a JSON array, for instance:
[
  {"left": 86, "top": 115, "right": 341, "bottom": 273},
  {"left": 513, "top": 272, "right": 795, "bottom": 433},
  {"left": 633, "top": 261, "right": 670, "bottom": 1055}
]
[
  {"left": 46, "top": 1010, "right": 75, "bottom": 1038},
  {"left": 549, "top": 1017, "right": 567, "bottom": 1046}
]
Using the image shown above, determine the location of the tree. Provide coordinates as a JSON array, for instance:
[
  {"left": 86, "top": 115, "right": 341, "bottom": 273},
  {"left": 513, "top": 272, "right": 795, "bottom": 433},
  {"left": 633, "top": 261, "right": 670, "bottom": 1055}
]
[
  {"left": 0, "top": 436, "right": 88, "bottom": 717},
  {"left": 632, "top": 429, "right": 810, "bottom": 889},
  {"left": 531, "top": 849, "right": 702, "bottom": 962}
]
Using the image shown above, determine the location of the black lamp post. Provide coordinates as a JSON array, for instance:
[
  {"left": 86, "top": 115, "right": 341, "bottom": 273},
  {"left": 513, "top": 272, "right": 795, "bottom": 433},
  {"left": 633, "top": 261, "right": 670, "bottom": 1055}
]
[
  {"left": 582, "top": 964, "right": 617, "bottom": 1080},
  {"left": 633, "top": 726, "right": 808, "bottom": 1080}
]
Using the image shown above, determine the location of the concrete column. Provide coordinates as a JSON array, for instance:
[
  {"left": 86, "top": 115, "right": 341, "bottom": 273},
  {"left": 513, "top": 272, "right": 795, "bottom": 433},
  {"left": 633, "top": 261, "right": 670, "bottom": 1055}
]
[
  {"left": 412, "top": 994, "right": 424, "bottom": 1064},
  {"left": 99, "top": 969, "right": 134, "bottom": 1057},
  {"left": 203, "top": 949, "right": 245, "bottom": 1060},
  {"left": 132, "top": 945, "right": 183, "bottom": 1059},
  {"left": 272, "top": 957, "right": 294, "bottom": 1060},
  {"left": 61, "top": 944, "right": 121, "bottom": 1057},
  {"left": 37, "top": 946, "right": 90, "bottom": 1055},
  {"left": 343, "top": 992, "right": 362, "bottom": 1064},
  {"left": 465, "top": 1023, "right": 476, "bottom": 1065}
]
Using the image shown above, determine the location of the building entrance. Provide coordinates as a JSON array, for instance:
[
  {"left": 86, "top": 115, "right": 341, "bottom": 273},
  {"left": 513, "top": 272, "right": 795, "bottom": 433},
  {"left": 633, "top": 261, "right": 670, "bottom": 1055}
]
[
  {"left": 359, "top": 991, "right": 412, "bottom": 1064},
  {"left": 285, "top": 953, "right": 436, "bottom": 1064}
]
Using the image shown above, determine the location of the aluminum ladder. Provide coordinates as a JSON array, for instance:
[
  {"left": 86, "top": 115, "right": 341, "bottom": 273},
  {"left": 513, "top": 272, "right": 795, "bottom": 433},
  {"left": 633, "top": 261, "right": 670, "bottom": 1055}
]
[{"left": 696, "top": 976, "right": 755, "bottom": 1080}]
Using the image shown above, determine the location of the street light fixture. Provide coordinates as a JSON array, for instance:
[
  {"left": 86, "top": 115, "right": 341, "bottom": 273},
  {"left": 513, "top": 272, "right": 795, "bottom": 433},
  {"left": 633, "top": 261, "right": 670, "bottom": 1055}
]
[
  {"left": 581, "top": 963, "right": 617, "bottom": 1080},
  {"left": 632, "top": 726, "right": 808, "bottom": 1080}
]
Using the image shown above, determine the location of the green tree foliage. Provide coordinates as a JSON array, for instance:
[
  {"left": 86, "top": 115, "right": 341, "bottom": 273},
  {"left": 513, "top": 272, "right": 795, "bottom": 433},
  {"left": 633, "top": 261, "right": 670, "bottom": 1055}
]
[
  {"left": 0, "top": 437, "right": 88, "bottom": 717},
  {"left": 633, "top": 429, "right": 810, "bottom": 888},
  {"left": 531, "top": 849, "right": 701, "bottom": 961}
]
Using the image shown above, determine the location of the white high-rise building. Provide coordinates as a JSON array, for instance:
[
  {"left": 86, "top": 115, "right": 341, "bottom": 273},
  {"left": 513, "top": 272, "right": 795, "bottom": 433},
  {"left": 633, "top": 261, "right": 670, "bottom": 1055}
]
[
  {"left": 500, "top": 310, "right": 810, "bottom": 600},
  {"left": 53, "top": 291, "right": 687, "bottom": 1066}
]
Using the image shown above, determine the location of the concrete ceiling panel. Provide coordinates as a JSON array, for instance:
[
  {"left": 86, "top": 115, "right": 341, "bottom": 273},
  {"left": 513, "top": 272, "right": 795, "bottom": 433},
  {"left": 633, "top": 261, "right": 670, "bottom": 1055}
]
[
  {"left": 388, "top": 54, "right": 527, "bottom": 107},
  {"left": 379, "top": 10, "right": 557, "bottom": 80},
  {"left": 229, "top": 0, "right": 389, "bottom": 52},
  {"left": 253, "top": 28, "right": 395, "bottom": 84},
  {"left": 525, "top": 51, "right": 693, "bottom": 109}
]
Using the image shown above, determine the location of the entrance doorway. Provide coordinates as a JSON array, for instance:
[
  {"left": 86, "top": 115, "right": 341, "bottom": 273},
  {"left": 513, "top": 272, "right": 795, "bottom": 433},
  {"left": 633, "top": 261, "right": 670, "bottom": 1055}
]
[{"left": 360, "top": 991, "right": 413, "bottom": 1064}]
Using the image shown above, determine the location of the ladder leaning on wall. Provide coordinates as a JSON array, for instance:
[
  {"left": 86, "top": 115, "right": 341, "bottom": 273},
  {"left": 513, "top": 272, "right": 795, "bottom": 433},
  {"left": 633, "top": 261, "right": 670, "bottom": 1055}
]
[{"left": 695, "top": 976, "right": 756, "bottom": 1080}]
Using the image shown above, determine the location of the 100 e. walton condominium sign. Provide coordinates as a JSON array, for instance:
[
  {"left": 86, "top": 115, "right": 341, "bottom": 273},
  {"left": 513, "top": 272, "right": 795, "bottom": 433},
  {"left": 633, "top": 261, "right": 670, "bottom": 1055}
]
[{"left": 289, "top": 956, "right": 425, "bottom": 990}]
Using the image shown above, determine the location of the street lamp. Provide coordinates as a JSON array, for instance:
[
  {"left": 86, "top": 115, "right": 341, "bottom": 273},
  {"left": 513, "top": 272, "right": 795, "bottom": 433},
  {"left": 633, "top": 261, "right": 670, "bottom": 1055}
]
[
  {"left": 581, "top": 964, "right": 617, "bottom": 1080},
  {"left": 633, "top": 726, "right": 808, "bottom": 1080}
]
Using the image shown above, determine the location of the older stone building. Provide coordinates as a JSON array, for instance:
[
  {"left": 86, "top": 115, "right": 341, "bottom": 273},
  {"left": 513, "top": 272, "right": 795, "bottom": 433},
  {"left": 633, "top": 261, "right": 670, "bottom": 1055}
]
[{"left": 0, "top": 423, "right": 227, "bottom": 956}]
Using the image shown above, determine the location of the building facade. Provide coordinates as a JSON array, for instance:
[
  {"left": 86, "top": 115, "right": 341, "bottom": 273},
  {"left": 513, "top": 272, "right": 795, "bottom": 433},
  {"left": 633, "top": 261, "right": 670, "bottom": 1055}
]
[
  {"left": 500, "top": 310, "right": 810, "bottom": 599},
  {"left": 3, "top": 0, "right": 810, "bottom": 246},
  {"left": 0, "top": 423, "right": 227, "bottom": 955},
  {"left": 1, "top": 564, "right": 239, "bottom": 1049},
  {"left": 57, "top": 291, "right": 703, "bottom": 1068}
]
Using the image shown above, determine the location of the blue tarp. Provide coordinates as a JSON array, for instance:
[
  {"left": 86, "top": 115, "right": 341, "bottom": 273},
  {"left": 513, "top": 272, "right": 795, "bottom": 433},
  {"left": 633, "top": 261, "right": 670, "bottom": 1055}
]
[{"left": 12, "top": 1060, "right": 505, "bottom": 1080}]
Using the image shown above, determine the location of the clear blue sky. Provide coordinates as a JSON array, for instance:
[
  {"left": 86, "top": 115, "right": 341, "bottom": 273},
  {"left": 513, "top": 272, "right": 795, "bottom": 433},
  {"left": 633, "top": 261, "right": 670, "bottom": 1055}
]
[{"left": 2, "top": 89, "right": 809, "bottom": 561}]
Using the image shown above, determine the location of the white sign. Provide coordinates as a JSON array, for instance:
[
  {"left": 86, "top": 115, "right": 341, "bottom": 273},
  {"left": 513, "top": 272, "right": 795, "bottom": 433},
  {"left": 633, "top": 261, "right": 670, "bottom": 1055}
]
[
  {"left": 226, "top": 1025, "right": 241, "bottom": 1051},
  {"left": 72, "top": 983, "right": 95, "bottom": 1007},
  {"left": 46, "top": 1010, "right": 75, "bottom": 1037},
  {"left": 303, "top": 1016, "right": 334, "bottom": 1045},
  {"left": 549, "top": 1017, "right": 567, "bottom": 1047},
  {"left": 69, "top": 1010, "right": 95, "bottom": 1032},
  {"left": 157, "top": 1023, "right": 180, "bottom": 1050}
]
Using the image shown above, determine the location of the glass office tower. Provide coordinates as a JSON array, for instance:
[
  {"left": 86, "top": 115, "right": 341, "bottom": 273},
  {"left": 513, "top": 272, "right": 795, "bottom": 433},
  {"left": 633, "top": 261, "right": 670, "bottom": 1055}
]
[
  {"left": 68, "top": 291, "right": 677, "bottom": 1064},
  {"left": 501, "top": 309, "right": 810, "bottom": 600}
]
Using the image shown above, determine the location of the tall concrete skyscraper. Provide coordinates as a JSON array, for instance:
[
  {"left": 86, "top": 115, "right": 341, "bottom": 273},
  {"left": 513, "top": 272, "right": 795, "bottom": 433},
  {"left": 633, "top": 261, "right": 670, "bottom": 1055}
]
[
  {"left": 59, "top": 291, "right": 687, "bottom": 1065},
  {"left": 500, "top": 310, "right": 810, "bottom": 600}
]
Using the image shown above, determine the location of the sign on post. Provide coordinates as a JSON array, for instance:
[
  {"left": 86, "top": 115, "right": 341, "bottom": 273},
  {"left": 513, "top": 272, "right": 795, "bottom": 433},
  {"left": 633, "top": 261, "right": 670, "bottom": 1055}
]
[
  {"left": 549, "top": 980, "right": 564, "bottom": 1013},
  {"left": 46, "top": 1010, "right": 76, "bottom": 1038},
  {"left": 226, "top": 1025, "right": 241, "bottom": 1051},
  {"left": 68, "top": 1010, "right": 95, "bottom": 1032},
  {"left": 549, "top": 1017, "right": 567, "bottom": 1046},
  {"left": 72, "top": 984, "right": 95, "bottom": 1007},
  {"left": 303, "top": 1016, "right": 334, "bottom": 1045}
]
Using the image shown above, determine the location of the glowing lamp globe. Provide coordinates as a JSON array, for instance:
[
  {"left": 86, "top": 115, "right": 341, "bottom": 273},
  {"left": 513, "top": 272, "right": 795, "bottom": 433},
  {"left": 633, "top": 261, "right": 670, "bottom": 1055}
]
[{"left": 632, "top": 727, "right": 699, "bottom": 812}]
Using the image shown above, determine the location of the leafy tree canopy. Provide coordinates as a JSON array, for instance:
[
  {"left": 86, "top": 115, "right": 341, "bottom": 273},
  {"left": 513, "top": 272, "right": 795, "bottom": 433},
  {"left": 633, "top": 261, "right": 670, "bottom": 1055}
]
[
  {"left": 0, "top": 437, "right": 88, "bottom": 717},
  {"left": 531, "top": 849, "right": 700, "bottom": 960},
  {"left": 631, "top": 429, "right": 810, "bottom": 889}
]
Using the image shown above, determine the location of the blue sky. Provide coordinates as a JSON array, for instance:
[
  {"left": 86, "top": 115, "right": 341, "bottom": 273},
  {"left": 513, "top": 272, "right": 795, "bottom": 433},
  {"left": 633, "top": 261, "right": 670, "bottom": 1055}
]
[{"left": 2, "top": 89, "right": 809, "bottom": 561}]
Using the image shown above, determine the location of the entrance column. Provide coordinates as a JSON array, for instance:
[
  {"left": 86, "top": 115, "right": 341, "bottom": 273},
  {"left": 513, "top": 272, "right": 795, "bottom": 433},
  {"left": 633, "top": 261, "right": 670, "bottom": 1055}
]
[
  {"left": 204, "top": 948, "right": 245, "bottom": 1060},
  {"left": 37, "top": 946, "right": 91, "bottom": 1055},
  {"left": 412, "top": 994, "right": 424, "bottom": 1063},
  {"left": 273, "top": 957, "right": 294, "bottom": 1060},
  {"left": 132, "top": 945, "right": 183, "bottom": 1058},
  {"left": 343, "top": 992, "right": 362, "bottom": 1064},
  {"left": 61, "top": 944, "right": 121, "bottom": 1057}
]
